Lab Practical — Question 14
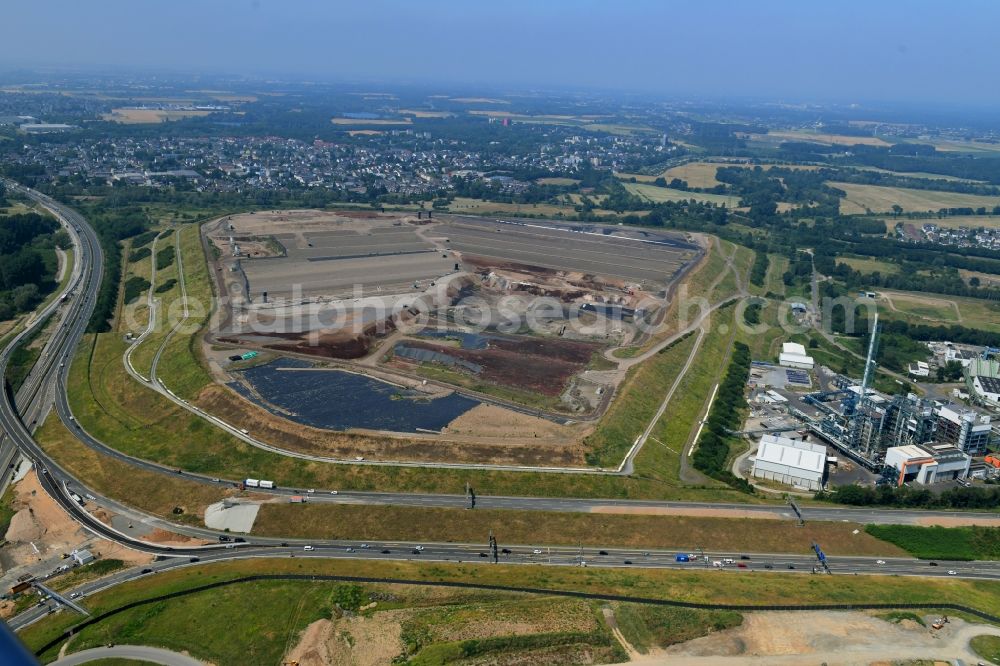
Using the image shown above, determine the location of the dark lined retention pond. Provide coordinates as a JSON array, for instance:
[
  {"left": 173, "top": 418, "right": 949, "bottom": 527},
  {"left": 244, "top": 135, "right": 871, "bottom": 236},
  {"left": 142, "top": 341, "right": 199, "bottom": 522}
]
[{"left": 233, "top": 358, "right": 478, "bottom": 432}]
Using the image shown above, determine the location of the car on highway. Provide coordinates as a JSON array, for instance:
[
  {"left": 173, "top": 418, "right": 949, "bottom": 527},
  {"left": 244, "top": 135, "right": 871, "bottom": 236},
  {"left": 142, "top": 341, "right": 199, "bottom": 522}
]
[
  {"left": 929, "top": 561, "right": 938, "bottom": 566},
  {"left": 501, "top": 548, "right": 511, "bottom": 554},
  {"left": 360, "top": 543, "right": 369, "bottom": 549},
  {"left": 737, "top": 563, "right": 748, "bottom": 569},
  {"left": 532, "top": 549, "right": 543, "bottom": 555},
  {"left": 948, "top": 570, "right": 958, "bottom": 575},
  {"left": 598, "top": 550, "right": 608, "bottom": 555},
  {"left": 764, "top": 564, "right": 773, "bottom": 569},
  {"left": 875, "top": 559, "right": 886, "bottom": 565},
  {"left": 141, "top": 568, "right": 153, "bottom": 574},
  {"left": 411, "top": 548, "right": 421, "bottom": 554},
  {"left": 330, "top": 490, "right": 338, "bottom": 495},
  {"left": 414, "top": 545, "right": 424, "bottom": 551},
  {"left": 303, "top": 545, "right": 315, "bottom": 551},
  {"left": 786, "top": 564, "right": 795, "bottom": 569},
  {"left": 479, "top": 552, "right": 488, "bottom": 557},
  {"left": 189, "top": 557, "right": 199, "bottom": 563},
  {"left": 69, "top": 592, "right": 80, "bottom": 599},
  {"left": 623, "top": 560, "right": 632, "bottom": 565},
  {"left": 381, "top": 549, "right": 391, "bottom": 554},
  {"left": 306, "top": 489, "right": 315, "bottom": 493},
  {"left": 346, "top": 547, "right": 354, "bottom": 552}
]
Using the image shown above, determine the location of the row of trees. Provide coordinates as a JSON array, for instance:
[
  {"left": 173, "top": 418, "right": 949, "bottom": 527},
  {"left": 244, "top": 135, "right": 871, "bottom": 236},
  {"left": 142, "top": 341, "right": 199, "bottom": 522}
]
[
  {"left": 819, "top": 482, "right": 1000, "bottom": 510},
  {"left": 692, "top": 341, "right": 754, "bottom": 493}
]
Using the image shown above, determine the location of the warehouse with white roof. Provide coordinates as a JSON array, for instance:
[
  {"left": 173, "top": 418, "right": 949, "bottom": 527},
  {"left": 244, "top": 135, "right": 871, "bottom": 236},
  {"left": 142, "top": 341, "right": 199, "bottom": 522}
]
[
  {"left": 751, "top": 433, "right": 826, "bottom": 491},
  {"left": 779, "top": 341, "right": 814, "bottom": 370}
]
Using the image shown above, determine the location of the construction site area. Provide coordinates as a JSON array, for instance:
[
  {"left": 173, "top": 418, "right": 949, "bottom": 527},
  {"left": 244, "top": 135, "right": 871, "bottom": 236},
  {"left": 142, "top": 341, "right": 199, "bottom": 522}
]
[{"left": 200, "top": 209, "right": 700, "bottom": 464}]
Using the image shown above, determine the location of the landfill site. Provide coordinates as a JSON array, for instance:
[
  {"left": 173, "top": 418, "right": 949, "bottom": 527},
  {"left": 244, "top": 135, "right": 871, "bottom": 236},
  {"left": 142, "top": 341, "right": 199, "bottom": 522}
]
[{"left": 200, "top": 209, "right": 701, "bottom": 459}]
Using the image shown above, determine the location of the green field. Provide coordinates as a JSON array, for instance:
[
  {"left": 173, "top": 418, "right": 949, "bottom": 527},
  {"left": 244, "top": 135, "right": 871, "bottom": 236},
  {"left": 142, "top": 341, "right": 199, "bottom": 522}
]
[
  {"left": 614, "top": 603, "right": 742, "bottom": 653},
  {"left": 865, "top": 525, "right": 1000, "bottom": 561},
  {"left": 876, "top": 289, "right": 1000, "bottom": 333},
  {"left": 623, "top": 182, "right": 741, "bottom": 207},
  {"left": 971, "top": 634, "right": 1000, "bottom": 663},
  {"left": 831, "top": 181, "right": 1000, "bottom": 214},
  {"left": 20, "top": 558, "right": 1000, "bottom": 664},
  {"left": 837, "top": 256, "right": 900, "bottom": 275}
]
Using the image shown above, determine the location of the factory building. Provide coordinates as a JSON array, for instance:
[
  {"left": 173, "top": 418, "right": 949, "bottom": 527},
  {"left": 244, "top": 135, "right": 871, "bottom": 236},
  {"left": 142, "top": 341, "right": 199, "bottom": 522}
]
[
  {"left": 967, "top": 357, "right": 1000, "bottom": 409},
  {"left": 779, "top": 342, "right": 815, "bottom": 371},
  {"left": 751, "top": 434, "right": 826, "bottom": 491},
  {"left": 884, "top": 443, "right": 971, "bottom": 486},
  {"left": 935, "top": 405, "right": 992, "bottom": 456}
]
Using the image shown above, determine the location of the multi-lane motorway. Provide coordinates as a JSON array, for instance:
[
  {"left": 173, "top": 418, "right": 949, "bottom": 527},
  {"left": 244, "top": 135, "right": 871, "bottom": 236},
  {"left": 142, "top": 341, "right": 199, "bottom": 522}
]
[{"left": 1, "top": 183, "right": 999, "bottom": 633}]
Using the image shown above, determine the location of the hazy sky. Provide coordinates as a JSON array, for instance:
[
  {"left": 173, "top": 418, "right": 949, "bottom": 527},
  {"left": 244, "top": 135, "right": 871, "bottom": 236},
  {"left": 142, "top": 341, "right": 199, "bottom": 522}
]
[{"left": 3, "top": 0, "right": 997, "bottom": 103}]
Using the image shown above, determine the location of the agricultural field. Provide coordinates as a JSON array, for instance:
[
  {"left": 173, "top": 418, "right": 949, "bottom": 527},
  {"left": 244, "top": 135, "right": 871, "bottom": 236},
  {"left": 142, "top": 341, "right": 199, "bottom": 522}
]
[
  {"left": 876, "top": 289, "right": 1000, "bottom": 333},
  {"left": 750, "top": 130, "right": 891, "bottom": 147},
  {"left": 837, "top": 255, "right": 900, "bottom": 275},
  {"left": 535, "top": 176, "right": 581, "bottom": 186},
  {"left": 894, "top": 214, "right": 1000, "bottom": 230},
  {"left": 623, "top": 182, "right": 741, "bottom": 207},
  {"left": 832, "top": 181, "right": 1000, "bottom": 214},
  {"left": 102, "top": 108, "right": 212, "bottom": 123},
  {"left": 330, "top": 116, "right": 412, "bottom": 125}
]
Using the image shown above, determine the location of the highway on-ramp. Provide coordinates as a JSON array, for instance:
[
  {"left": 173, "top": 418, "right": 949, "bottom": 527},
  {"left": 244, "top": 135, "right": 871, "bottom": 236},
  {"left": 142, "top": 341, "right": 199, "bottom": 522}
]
[{"left": 51, "top": 644, "right": 203, "bottom": 666}]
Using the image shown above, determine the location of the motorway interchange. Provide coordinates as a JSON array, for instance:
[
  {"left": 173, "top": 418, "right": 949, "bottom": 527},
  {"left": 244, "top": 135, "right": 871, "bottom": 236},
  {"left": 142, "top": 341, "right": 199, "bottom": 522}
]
[{"left": 2, "top": 182, "right": 1000, "bottom": 632}]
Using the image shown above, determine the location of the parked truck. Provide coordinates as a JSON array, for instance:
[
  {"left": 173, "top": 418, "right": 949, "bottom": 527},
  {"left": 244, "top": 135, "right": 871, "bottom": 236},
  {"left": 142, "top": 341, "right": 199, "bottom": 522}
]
[
  {"left": 244, "top": 478, "right": 260, "bottom": 488},
  {"left": 675, "top": 554, "right": 690, "bottom": 562},
  {"left": 259, "top": 480, "right": 275, "bottom": 489}
]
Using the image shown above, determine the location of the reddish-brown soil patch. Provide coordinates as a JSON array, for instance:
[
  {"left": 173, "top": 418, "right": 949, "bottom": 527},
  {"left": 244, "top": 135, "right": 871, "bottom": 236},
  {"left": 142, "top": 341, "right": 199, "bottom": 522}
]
[
  {"left": 401, "top": 336, "right": 599, "bottom": 396},
  {"left": 224, "top": 318, "right": 398, "bottom": 360}
]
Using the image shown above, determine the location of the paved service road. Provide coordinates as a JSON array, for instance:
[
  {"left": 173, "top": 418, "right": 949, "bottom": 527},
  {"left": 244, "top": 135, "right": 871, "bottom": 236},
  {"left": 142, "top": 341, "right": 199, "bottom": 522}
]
[{"left": 52, "top": 644, "right": 204, "bottom": 666}]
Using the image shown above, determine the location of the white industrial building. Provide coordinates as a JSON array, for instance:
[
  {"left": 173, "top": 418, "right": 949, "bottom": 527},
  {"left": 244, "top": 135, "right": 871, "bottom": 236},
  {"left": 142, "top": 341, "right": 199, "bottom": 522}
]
[
  {"left": 751, "top": 434, "right": 826, "bottom": 491},
  {"left": 908, "top": 361, "right": 930, "bottom": 378},
  {"left": 884, "top": 443, "right": 971, "bottom": 486},
  {"left": 71, "top": 549, "right": 95, "bottom": 566},
  {"left": 779, "top": 342, "right": 815, "bottom": 370}
]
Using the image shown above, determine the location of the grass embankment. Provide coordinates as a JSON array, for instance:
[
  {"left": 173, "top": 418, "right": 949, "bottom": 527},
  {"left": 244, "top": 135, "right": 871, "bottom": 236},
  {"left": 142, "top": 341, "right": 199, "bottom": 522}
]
[
  {"left": 35, "top": 414, "right": 227, "bottom": 523},
  {"left": 614, "top": 603, "right": 742, "bottom": 653},
  {"left": 49, "top": 560, "right": 127, "bottom": 593},
  {"left": 865, "top": 525, "right": 1000, "bottom": 561},
  {"left": 633, "top": 304, "right": 737, "bottom": 489},
  {"left": 971, "top": 634, "right": 1000, "bottom": 663},
  {"left": 126, "top": 230, "right": 181, "bottom": 378},
  {"left": 584, "top": 331, "right": 698, "bottom": 467},
  {"left": 4, "top": 314, "right": 53, "bottom": 393},
  {"left": 31, "top": 578, "right": 624, "bottom": 666},
  {"left": 20, "top": 558, "right": 1000, "bottom": 663},
  {"left": 251, "top": 503, "right": 905, "bottom": 556},
  {"left": 0, "top": 483, "right": 17, "bottom": 535},
  {"left": 151, "top": 224, "right": 217, "bottom": 399}
]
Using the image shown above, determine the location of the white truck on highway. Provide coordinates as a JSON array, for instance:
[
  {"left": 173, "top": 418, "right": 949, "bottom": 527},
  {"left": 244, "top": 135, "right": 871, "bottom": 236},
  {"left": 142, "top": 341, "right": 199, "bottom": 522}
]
[
  {"left": 259, "top": 480, "right": 275, "bottom": 489},
  {"left": 244, "top": 478, "right": 275, "bottom": 489}
]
